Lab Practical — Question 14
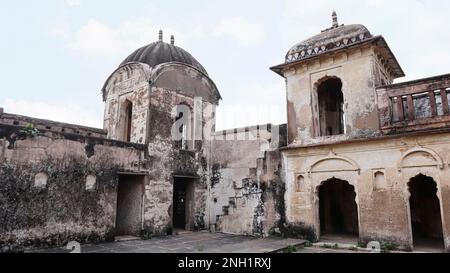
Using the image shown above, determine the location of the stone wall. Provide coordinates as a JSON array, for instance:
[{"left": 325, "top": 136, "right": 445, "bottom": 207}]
[
  {"left": 102, "top": 60, "right": 220, "bottom": 236},
  {"left": 0, "top": 112, "right": 106, "bottom": 139},
  {"left": 0, "top": 119, "right": 146, "bottom": 252},
  {"left": 103, "top": 63, "right": 151, "bottom": 144},
  {"left": 282, "top": 130, "right": 450, "bottom": 251},
  {"left": 210, "top": 124, "right": 287, "bottom": 237},
  {"left": 284, "top": 44, "right": 388, "bottom": 146},
  {"left": 143, "top": 86, "right": 213, "bottom": 235}
]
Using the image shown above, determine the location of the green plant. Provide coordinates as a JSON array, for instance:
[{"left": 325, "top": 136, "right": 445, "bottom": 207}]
[
  {"left": 304, "top": 241, "right": 313, "bottom": 247},
  {"left": 348, "top": 246, "right": 358, "bottom": 251},
  {"left": 322, "top": 244, "right": 332, "bottom": 249},
  {"left": 141, "top": 230, "right": 152, "bottom": 240},
  {"left": 358, "top": 242, "right": 367, "bottom": 248},
  {"left": 284, "top": 245, "right": 297, "bottom": 253},
  {"left": 19, "top": 123, "right": 39, "bottom": 138},
  {"left": 332, "top": 243, "right": 339, "bottom": 249},
  {"left": 381, "top": 242, "right": 397, "bottom": 253}
]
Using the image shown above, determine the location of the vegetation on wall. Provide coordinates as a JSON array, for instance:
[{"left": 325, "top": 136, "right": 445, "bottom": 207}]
[
  {"left": 18, "top": 123, "right": 39, "bottom": 138},
  {"left": 0, "top": 154, "right": 120, "bottom": 252}
]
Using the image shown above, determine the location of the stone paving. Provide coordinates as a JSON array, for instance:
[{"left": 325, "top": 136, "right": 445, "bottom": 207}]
[
  {"left": 34, "top": 231, "right": 306, "bottom": 253},
  {"left": 295, "top": 246, "right": 360, "bottom": 253},
  {"left": 31, "top": 231, "right": 446, "bottom": 253}
]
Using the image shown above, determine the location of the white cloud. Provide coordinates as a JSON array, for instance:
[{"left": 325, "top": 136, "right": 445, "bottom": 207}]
[
  {"left": 193, "top": 25, "right": 206, "bottom": 38},
  {"left": 52, "top": 18, "right": 184, "bottom": 58},
  {"left": 49, "top": 24, "right": 69, "bottom": 39},
  {"left": 281, "top": 0, "right": 450, "bottom": 82},
  {"left": 213, "top": 17, "right": 264, "bottom": 47},
  {"left": 1, "top": 99, "right": 102, "bottom": 128},
  {"left": 66, "top": 0, "right": 81, "bottom": 7},
  {"left": 65, "top": 19, "right": 123, "bottom": 57}
]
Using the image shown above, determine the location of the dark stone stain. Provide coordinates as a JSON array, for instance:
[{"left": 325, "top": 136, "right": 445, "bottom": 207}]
[
  {"left": 287, "top": 101, "right": 297, "bottom": 144},
  {"left": 262, "top": 166, "right": 317, "bottom": 242},
  {"left": 210, "top": 163, "right": 222, "bottom": 188},
  {"left": 85, "top": 143, "right": 95, "bottom": 158}
]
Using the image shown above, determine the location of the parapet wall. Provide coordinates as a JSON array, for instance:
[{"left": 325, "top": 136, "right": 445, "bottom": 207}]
[
  {"left": 377, "top": 73, "right": 450, "bottom": 134},
  {"left": 0, "top": 110, "right": 107, "bottom": 138}
]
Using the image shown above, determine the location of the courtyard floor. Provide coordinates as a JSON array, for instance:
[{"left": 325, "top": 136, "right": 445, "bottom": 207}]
[
  {"left": 34, "top": 231, "right": 306, "bottom": 253},
  {"left": 31, "top": 231, "right": 445, "bottom": 253}
]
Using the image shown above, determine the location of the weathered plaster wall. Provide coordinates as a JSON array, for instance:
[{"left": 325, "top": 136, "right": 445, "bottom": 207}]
[
  {"left": 0, "top": 121, "right": 146, "bottom": 252},
  {"left": 103, "top": 63, "right": 151, "bottom": 144},
  {"left": 283, "top": 131, "right": 450, "bottom": 251},
  {"left": 101, "top": 61, "right": 220, "bottom": 236},
  {"left": 141, "top": 63, "right": 219, "bottom": 235},
  {"left": 211, "top": 125, "right": 286, "bottom": 237},
  {"left": 285, "top": 45, "right": 386, "bottom": 146},
  {"left": 151, "top": 63, "right": 221, "bottom": 104}
]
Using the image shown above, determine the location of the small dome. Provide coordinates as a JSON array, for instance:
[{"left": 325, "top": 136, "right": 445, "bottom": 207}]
[
  {"left": 121, "top": 31, "right": 208, "bottom": 75},
  {"left": 285, "top": 22, "right": 373, "bottom": 63}
]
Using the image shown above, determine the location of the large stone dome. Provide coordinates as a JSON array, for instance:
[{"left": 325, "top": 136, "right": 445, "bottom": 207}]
[{"left": 121, "top": 31, "right": 208, "bottom": 75}]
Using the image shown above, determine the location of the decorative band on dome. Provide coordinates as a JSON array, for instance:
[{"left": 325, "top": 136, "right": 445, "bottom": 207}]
[{"left": 285, "top": 25, "right": 373, "bottom": 64}]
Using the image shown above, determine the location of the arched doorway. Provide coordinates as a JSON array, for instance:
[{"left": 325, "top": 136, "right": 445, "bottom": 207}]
[
  {"left": 408, "top": 174, "right": 444, "bottom": 250},
  {"left": 319, "top": 178, "right": 359, "bottom": 236},
  {"left": 317, "top": 78, "right": 344, "bottom": 136}
]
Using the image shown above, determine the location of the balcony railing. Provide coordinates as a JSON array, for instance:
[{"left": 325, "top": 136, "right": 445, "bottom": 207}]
[{"left": 377, "top": 74, "right": 450, "bottom": 134}]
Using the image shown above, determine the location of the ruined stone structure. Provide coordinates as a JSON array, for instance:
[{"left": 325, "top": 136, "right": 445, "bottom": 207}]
[
  {"left": 270, "top": 12, "right": 450, "bottom": 252},
  {"left": 1, "top": 31, "right": 223, "bottom": 251},
  {"left": 1, "top": 13, "right": 450, "bottom": 252}
]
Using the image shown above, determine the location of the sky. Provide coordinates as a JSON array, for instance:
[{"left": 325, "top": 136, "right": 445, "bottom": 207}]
[{"left": 0, "top": 0, "right": 449, "bottom": 130}]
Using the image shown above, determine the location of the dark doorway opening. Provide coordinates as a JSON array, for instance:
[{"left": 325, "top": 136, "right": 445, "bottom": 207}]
[
  {"left": 319, "top": 178, "right": 359, "bottom": 236},
  {"left": 409, "top": 174, "right": 444, "bottom": 250},
  {"left": 115, "top": 174, "right": 144, "bottom": 236},
  {"left": 172, "top": 177, "right": 195, "bottom": 231},
  {"left": 317, "top": 78, "right": 344, "bottom": 136}
]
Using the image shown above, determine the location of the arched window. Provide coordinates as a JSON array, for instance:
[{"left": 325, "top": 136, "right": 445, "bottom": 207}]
[
  {"left": 123, "top": 100, "right": 133, "bottom": 142},
  {"left": 172, "top": 102, "right": 193, "bottom": 150},
  {"left": 175, "top": 111, "right": 187, "bottom": 150},
  {"left": 296, "top": 175, "right": 305, "bottom": 192},
  {"left": 373, "top": 171, "right": 386, "bottom": 191},
  {"left": 317, "top": 78, "right": 345, "bottom": 136}
]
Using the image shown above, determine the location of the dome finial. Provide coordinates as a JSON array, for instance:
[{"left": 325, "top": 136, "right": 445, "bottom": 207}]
[
  {"left": 332, "top": 11, "right": 339, "bottom": 28},
  {"left": 170, "top": 35, "right": 175, "bottom": 45},
  {"left": 158, "top": 30, "right": 163, "bottom": 42}
]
